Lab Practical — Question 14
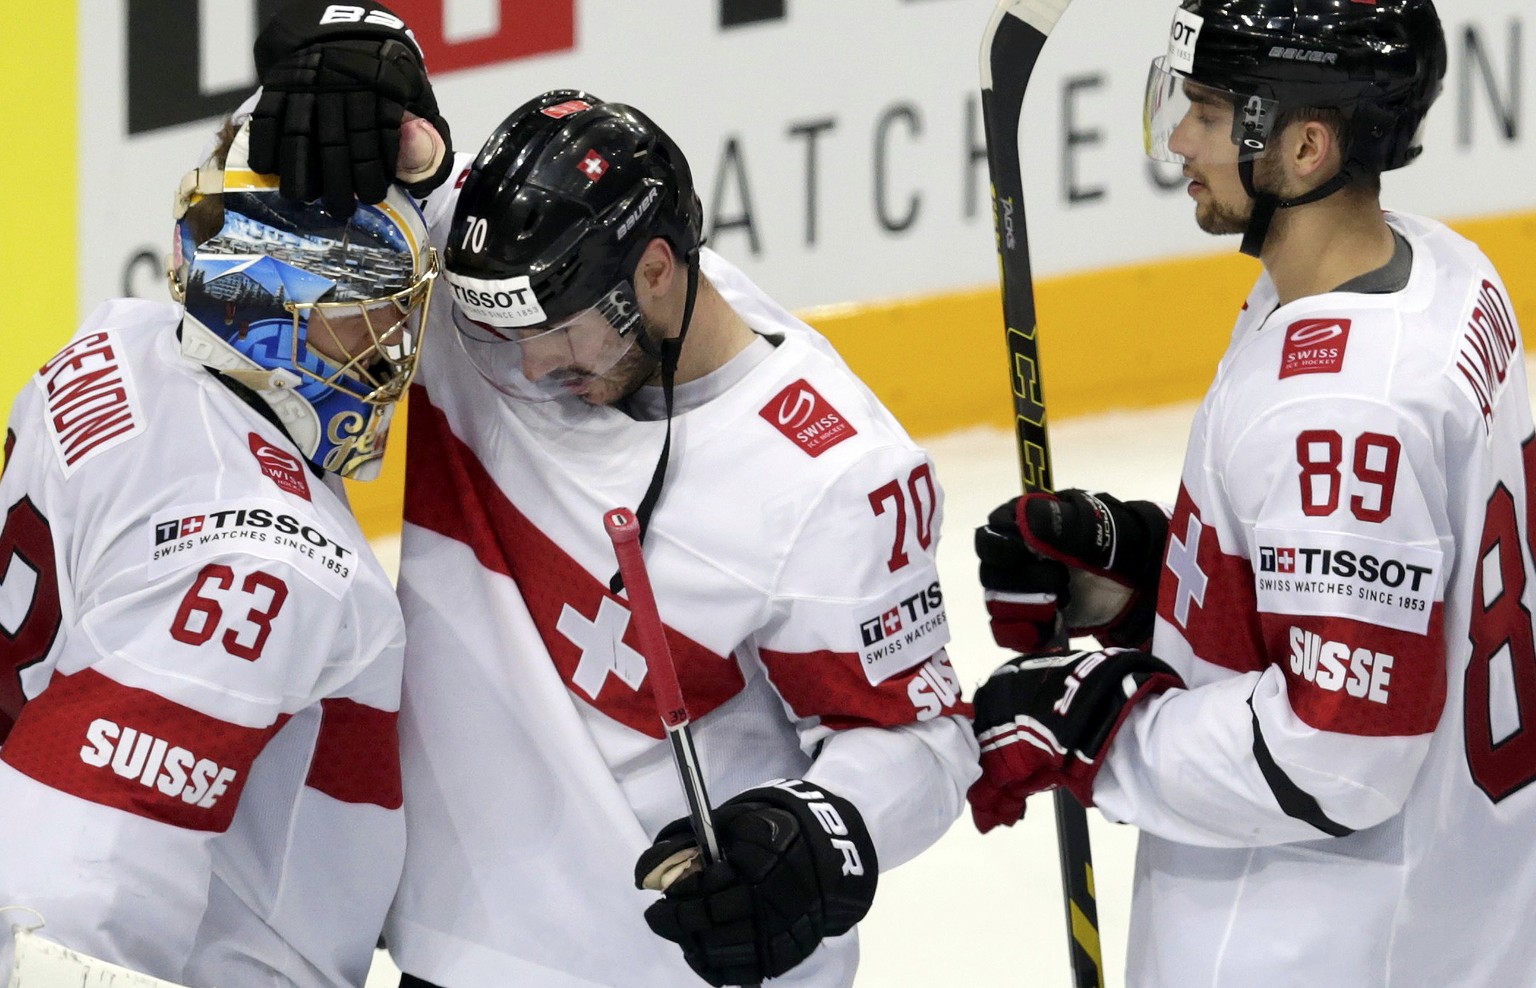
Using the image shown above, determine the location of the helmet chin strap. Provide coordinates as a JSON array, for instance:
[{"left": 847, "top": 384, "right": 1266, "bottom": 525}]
[
  {"left": 1238, "top": 157, "right": 1357, "bottom": 258},
  {"left": 609, "top": 250, "right": 701, "bottom": 593}
]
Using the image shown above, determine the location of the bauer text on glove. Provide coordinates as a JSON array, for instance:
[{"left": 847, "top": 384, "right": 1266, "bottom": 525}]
[{"left": 634, "top": 779, "right": 878, "bottom": 987}]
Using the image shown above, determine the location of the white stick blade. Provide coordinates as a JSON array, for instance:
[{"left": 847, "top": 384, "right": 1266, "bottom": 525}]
[{"left": 980, "top": 0, "right": 1074, "bottom": 88}]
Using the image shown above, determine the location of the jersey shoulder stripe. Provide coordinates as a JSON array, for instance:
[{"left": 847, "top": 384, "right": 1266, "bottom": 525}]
[{"left": 1, "top": 667, "right": 288, "bottom": 831}]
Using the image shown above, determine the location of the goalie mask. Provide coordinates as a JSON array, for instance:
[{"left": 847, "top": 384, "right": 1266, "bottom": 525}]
[
  {"left": 170, "top": 122, "right": 439, "bottom": 479},
  {"left": 442, "top": 90, "right": 703, "bottom": 403}
]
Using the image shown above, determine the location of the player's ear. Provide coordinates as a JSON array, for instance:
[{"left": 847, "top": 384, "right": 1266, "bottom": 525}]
[
  {"left": 633, "top": 238, "right": 678, "bottom": 299},
  {"left": 1291, "top": 117, "right": 1339, "bottom": 184}
]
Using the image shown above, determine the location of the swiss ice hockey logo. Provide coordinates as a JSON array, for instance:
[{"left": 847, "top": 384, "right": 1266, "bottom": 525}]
[
  {"left": 1280, "top": 318, "right": 1351, "bottom": 379},
  {"left": 249, "top": 434, "right": 310, "bottom": 501},
  {"left": 759, "top": 380, "right": 857, "bottom": 457}
]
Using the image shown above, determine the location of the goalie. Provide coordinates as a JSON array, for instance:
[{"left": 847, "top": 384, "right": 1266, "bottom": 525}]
[{"left": 0, "top": 113, "right": 437, "bottom": 986}]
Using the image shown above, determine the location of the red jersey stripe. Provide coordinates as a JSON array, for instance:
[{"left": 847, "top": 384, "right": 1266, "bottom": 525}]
[
  {"left": 404, "top": 389, "right": 745, "bottom": 738},
  {"left": 1, "top": 667, "right": 286, "bottom": 832},
  {"left": 1159, "top": 485, "right": 1268, "bottom": 673},
  {"left": 1260, "top": 608, "right": 1447, "bottom": 737},
  {"left": 758, "top": 647, "right": 970, "bottom": 729},
  {"left": 304, "top": 698, "right": 402, "bottom": 808}
]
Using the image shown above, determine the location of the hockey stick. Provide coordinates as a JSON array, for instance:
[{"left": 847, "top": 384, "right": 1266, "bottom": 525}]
[
  {"left": 980, "top": 3, "right": 1105, "bottom": 988},
  {"left": 605, "top": 508, "right": 761, "bottom": 988},
  {"left": 605, "top": 507, "right": 723, "bottom": 865}
]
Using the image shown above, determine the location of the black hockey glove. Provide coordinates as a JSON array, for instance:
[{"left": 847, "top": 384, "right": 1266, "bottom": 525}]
[
  {"left": 975, "top": 489, "right": 1169, "bottom": 652},
  {"left": 968, "top": 648, "right": 1183, "bottom": 833},
  {"left": 250, "top": 0, "right": 453, "bottom": 215},
  {"left": 634, "top": 779, "right": 878, "bottom": 986}
]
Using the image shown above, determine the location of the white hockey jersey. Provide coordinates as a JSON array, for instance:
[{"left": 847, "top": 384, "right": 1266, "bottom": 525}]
[
  {"left": 1094, "top": 213, "right": 1536, "bottom": 986},
  {"left": 0, "top": 300, "right": 406, "bottom": 988},
  {"left": 386, "top": 200, "right": 978, "bottom": 984}
]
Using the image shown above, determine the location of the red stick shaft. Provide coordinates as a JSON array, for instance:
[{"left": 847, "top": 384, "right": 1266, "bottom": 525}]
[
  {"left": 604, "top": 508, "right": 689, "bottom": 728},
  {"left": 603, "top": 507, "right": 723, "bottom": 868}
]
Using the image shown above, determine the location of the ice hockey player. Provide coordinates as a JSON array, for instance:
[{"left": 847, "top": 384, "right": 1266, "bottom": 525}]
[
  {"left": 243, "top": 4, "right": 981, "bottom": 985},
  {"left": 399, "top": 89, "right": 981, "bottom": 987},
  {"left": 968, "top": 0, "right": 1536, "bottom": 984},
  {"left": 0, "top": 116, "right": 437, "bottom": 987}
]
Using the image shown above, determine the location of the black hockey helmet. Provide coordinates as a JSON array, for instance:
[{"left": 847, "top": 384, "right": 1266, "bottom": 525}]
[
  {"left": 1147, "top": 0, "right": 1447, "bottom": 172},
  {"left": 1145, "top": 0, "right": 1445, "bottom": 255},
  {"left": 443, "top": 90, "right": 703, "bottom": 332}
]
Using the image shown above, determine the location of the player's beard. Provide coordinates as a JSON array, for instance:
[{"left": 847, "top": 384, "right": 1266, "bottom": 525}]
[
  {"left": 1197, "top": 154, "right": 1284, "bottom": 237},
  {"left": 577, "top": 313, "right": 668, "bottom": 407},
  {"left": 1195, "top": 196, "right": 1251, "bottom": 236}
]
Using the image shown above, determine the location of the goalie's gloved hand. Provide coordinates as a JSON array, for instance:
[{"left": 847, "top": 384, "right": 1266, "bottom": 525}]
[
  {"left": 634, "top": 779, "right": 878, "bottom": 986},
  {"left": 975, "top": 489, "right": 1169, "bottom": 652},
  {"left": 967, "top": 648, "right": 1183, "bottom": 833},
  {"left": 250, "top": 0, "right": 453, "bottom": 215}
]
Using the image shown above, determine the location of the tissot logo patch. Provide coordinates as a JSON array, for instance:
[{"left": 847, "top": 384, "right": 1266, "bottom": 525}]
[
  {"left": 1280, "top": 319, "right": 1351, "bottom": 379},
  {"left": 249, "top": 434, "right": 310, "bottom": 501},
  {"left": 149, "top": 500, "right": 356, "bottom": 598},
  {"left": 1257, "top": 545, "right": 1296, "bottom": 573},
  {"left": 855, "top": 581, "right": 947, "bottom": 684},
  {"left": 1167, "top": 7, "right": 1203, "bottom": 73},
  {"left": 1252, "top": 528, "right": 1440, "bottom": 634},
  {"left": 859, "top": 607, "right": 904, "bottom": 647},
  {"left": 760, "top": 380, "right": 857, "bottom": 457}
]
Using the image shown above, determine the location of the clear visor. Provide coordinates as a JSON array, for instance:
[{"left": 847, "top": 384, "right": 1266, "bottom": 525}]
[
  {"left": 453, "top": 279, "right": 645, "bottom": 403},
  {"left": 289, "top": 246, "right": 440, "bottom": 404},
  {"left": 1144, "top": 56, "right": 1279, "bottom": 164}
]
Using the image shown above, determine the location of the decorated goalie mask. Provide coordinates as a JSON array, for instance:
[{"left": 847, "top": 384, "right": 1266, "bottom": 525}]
[{"left": 170, "top": 122, "right": 439, "bottom": 480}]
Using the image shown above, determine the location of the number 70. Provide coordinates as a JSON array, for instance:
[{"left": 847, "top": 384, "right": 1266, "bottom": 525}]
[{"left": 867, "top": 464, "right": 938, "bottom": 573}]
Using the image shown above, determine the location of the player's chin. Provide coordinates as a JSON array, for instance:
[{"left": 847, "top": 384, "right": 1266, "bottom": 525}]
[
  {"left": 537, "top": 365, "right": 601, "bottom": 398},
  {"left": 589, "top": 365, "right": 656, "bottom": 407},
  {"left": 1194, "top": 202, "right": 1245, "bottom": 237},
  {"left": 573, "top": 376, "right": 625, "bottom": 407}
]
